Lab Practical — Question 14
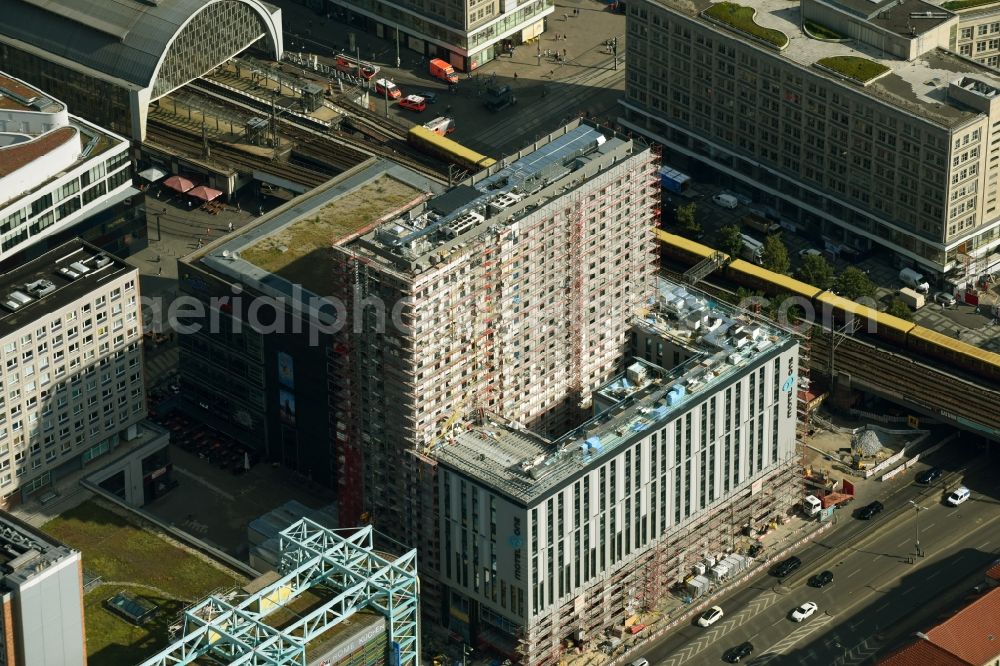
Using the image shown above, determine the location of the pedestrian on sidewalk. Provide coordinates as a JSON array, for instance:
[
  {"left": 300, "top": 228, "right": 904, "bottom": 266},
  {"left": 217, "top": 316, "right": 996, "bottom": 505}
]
[
  {"left": 157, "top": 266, "right": 162, "bottom": 276},
  {"left": 197, "top": 238, "right": 203, "bottom": 249},
  {"left": 563, "top": 48, "right": 568, "bottom": 58},
  {"left": 514, "top": 72, "right": 518, "bottom": 80},
  {"left": 228, "top": 221, "right": 234, "bottom": 232}
]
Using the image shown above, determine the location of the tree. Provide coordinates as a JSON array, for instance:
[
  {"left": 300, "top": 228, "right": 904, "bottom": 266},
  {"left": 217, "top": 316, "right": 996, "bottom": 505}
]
[
  {"left": 761, "top": 235, "right": 790, "bottom": 274},
  {"left": 796, "top": 254, "right": 835, "bottom": 290},
  {"left": 719, "top": 224, "right": 743, "bottom": 259},
  {"left": 675, "top": 203, "right": 701, "bottom": 237},
  {"left": 886, "top": 298, "right": 914, "bottom": 321},
  {"left": 836, "top": 266, "right": 877, "bottom": 300}
]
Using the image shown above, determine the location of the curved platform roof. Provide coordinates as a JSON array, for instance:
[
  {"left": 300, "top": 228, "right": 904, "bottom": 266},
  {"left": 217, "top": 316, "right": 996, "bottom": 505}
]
[{"left": 0, "top": 0, "right": 280, "bottom": 89}]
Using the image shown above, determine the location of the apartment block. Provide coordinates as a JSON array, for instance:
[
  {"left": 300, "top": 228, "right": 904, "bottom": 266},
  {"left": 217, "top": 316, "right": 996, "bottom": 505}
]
[
  {"left": 331, "top": 122, "right": 658, "bottom": 615},
  {"left": 0, "top": 511, "right": 86, "bottom": 666},
  {"left": 622, "top": 0, "right": 1000, "bottom": 279},
  {"left": 327, "top": 0, "right": 553, "bottom": 70},
  {"left": 435, "top": 279, "right": 801, "bottom": 664},
  {"left": 0, "top": 73, "right": 138, "bottom": 269},
  {"left": 0, "top": 240, "right": 144, "bottom": 506}
]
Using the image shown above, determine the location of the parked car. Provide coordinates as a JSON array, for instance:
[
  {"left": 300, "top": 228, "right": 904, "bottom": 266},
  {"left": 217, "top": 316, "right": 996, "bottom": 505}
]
[
  {"left": 799, "top": 248, "right": 823, "bottom": 258},
  {"left": 712, "top": 193, "right": 739, "bottom": 209},
  {"left": 628, "top": 659, "right": 649, "bottom": 666},
  {"left": 791, "top": 601, "right": 818, "bottom": 622},
  {"left": 723, "top": 642, "right": 754, "bottom": 663},
  {"left": 808, "top": 570, "right": 834, "bottom": 588},
  {"left": 398, "top": 95, "right": 427, "bottom": 112},
  {"left": 771, "top": 556, "right": 802, "bottom": 577},
  {"left": 857, "top": 500, "right": 884, "bottom": 519},
  {"left": 413, "top": 90, "right": 439, "bottom": 104},
  {"left": 946, "top": 486, "right": 971, "bottom": 506},
  {"left": 916, "top": 467, "right": 943, "bottom": 484},
  {"left": 697, "top": 606, "right": 724, "bottom": 627},
  {"left": 934, "top": 291, "right": 957, "bottom": 306}
]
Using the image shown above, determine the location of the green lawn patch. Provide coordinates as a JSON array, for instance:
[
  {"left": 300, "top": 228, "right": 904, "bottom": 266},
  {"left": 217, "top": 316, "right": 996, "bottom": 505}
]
[
  {"left": 816, "top": 56, "right": 889, "bottom": 84},
  {"left": 43, "top": 500, "right": 246, "bottom": 665},
  {"left": 703, "top": 3, "right": 789, "bottom": 49},
  {"left": 942, "top": 0, "right": 999, "bottom": 9},
  {"left": 804, "top": 19, "right": 845, "bottom": 39}
]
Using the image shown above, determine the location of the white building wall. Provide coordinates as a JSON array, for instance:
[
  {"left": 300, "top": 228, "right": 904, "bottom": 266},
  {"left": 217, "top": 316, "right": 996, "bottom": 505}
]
[
  {"left": 0, "top": 268, "right": 144, "bottom": 501},
  {"left": 0, "top": 133, "right": 79, "bottom": 205},
  {"left": 439, "top": 344, "right": 799, "bottom": 630},
  {"left": 0, "top": 130, "right": 131, "bottom": 263},
  {"left": 0, "top": 105, "right": 69, "bottom": 137}
]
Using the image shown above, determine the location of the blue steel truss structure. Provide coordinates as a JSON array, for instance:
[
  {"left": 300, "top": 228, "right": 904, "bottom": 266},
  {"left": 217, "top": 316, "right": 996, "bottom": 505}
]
[{"left": 137, "top": 519, "right": 420, "bottom": 666}]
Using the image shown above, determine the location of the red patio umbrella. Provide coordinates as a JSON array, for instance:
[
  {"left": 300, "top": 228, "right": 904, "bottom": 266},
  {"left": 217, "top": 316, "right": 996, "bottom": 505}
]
[
  {"left": 163, "top": 175, "right": 195, "bottom": 193},
  {"left": 188, "top": 185, "right": 223, "bottom": 202}
]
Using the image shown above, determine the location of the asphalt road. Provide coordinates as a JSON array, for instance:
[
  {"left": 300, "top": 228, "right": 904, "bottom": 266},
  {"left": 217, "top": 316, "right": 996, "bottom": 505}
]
[{"left": 636, "top": 445, "right": 999, "bottom": 665}]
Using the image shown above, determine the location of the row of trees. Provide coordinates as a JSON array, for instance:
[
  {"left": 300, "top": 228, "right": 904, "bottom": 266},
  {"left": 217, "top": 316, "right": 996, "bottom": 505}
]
[{"left": 716, "top": 224, "right": 914, "bottom": 320}]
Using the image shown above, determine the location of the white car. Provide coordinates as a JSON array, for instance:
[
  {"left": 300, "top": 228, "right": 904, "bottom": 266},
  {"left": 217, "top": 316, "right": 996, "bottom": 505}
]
[
  {"left": 946, "top": 486, "right": 971, "bottom": 506},
  {"left": 799, "top": 248, "right": 823, "bottom": 259},
  {"left": 790, "top": 602, "right": 818, "bottom": 622},
  {"left": 698, "top": 605, "right": 724, "bottom": 627}
]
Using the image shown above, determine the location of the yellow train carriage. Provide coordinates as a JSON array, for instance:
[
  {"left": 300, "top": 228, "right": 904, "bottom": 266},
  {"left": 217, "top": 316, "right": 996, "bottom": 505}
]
[
  {"left": 655, "top": 230, "right": 727, "bottom": 263},
  {"left": 908, "top": 325, "right": 1000, "bottom": 384},
  {"left": 726, "top": 259, "right": 823, "bottom": 301},
  {"left": 815, "top": 292, "right": 915, "bottom": 345},
  {"left": 407, "top": 125, "right": 497, "bottom": 172}
]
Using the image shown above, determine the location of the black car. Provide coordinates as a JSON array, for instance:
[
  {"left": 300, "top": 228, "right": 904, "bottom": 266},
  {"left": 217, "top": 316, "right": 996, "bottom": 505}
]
[
  {"left": 916, "top": 467, "right": 943, "bottom": 484},
  {"left": 723, "top": 642, "right": 754, "bottom": 663},
  {"left": 857, "top": 500, "right": 884, "bottom": 520},
  {"left": 771, "top": 556, "right": 802, "bottom": 578},
  {"left": 413, "top": 90, "right": 439, "bottom": 104},
  {"left": 808, "top": 570, "right": 834, "bottom": 588}
]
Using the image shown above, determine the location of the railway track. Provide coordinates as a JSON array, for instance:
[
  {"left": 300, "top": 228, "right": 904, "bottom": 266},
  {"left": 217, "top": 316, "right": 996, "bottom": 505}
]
[
  {"left": 192, "top": 75, "right": 448, "bottom": 181},
  {"left": 810, "top": 332, "right": 1000, "bottom": 432},
  {"left": 146, "top": 116, "right": 332, "bottom": 190}
]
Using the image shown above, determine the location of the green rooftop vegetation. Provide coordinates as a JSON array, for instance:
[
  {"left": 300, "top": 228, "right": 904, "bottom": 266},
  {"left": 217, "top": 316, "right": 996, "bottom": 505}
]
[
  {"left": 816, "top": 56, "right": 890, "bottom": 84},
  {"left": 804, "top": 19, "right": 845, "bottom": 40},
  {"left": 241, "top": 175, "right": 423, "bottom": 294},
  {"left": 43, "top": 500, "right": 246, "bottom": 664},
  {"left": 703, "top": 2, "right": 789, "bottom": 49},
  {"left": 942, "top": 0, "right": 1000, "bottom": 10}
]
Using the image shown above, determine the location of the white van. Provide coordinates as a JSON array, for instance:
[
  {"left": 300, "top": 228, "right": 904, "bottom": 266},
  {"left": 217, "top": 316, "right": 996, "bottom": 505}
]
[
  {"left": 740, "top": 234, "right": 764, "bottom": 264},
  {"left": 712, "top": 193, "right": 739, "bottom": 209},
  {"left": 899, "top": 267, "right": 930, "bottom": 294}
]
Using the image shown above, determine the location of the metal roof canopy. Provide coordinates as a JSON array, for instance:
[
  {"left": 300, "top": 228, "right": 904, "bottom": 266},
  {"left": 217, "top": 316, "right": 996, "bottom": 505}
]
[
  {"left": 0, "top": 0, "right": 280, "bottom": 88},
  {"left": 137, "top": 520, "right": 420, "bottom": 666}
]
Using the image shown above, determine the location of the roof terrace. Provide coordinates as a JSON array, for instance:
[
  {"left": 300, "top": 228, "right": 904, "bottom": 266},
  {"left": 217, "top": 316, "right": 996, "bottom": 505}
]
[
  {"left": 652, "top": 0, "right": 1000, "bottom": 127},
  {"left": 435, "top": 278, "right": 796, "bottom": 504},
  {"left": 344, "top": 121, "right": 639, "bottom": 275}
]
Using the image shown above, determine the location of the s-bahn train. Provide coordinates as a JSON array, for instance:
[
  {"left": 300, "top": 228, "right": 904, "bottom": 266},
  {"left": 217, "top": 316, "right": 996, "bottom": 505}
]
[
  {"left": 657, "top": 230, "right": 1000, "bottom": 385},
  {"left": 407, "top": 125, "right": 496, "bottom": 172}
]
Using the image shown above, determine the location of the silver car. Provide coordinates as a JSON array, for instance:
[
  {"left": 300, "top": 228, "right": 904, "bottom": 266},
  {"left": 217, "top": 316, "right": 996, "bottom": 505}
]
[{"left": 934, "top": 291, "right": 957, "bottom": 307}]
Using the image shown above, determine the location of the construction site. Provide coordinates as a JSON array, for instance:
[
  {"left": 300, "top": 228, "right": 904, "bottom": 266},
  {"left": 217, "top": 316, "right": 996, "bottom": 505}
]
[
  {"left": 430, "top": 278, "right": 803, "bottom": 665},
  {"left": 329, "top": 120, "right": 659, "bottom": 638}
]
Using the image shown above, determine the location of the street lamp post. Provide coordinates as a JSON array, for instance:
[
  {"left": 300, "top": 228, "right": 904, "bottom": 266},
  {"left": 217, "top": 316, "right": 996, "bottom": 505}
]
[
  {"left": 908, "top": 500, "right": 928, "bottom": 558},
  {"left": 396, "top": 26, "right": 401, "bottom": 68}
]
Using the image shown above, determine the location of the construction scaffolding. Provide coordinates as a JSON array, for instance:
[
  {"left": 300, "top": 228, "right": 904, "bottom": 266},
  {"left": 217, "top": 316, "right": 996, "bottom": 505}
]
[{"left": 137, "top": 521, "right": 419, "bottom": 666}]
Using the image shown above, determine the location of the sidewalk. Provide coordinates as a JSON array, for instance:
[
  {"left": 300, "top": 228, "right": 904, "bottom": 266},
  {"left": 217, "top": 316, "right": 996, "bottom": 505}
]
[{"left": 566, "top": 517, "right": 830, "bottom": 666}]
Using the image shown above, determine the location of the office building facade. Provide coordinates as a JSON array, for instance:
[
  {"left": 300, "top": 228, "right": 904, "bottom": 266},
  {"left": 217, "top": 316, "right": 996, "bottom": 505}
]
[
  {"left": 435, "top": 281, "right": 801, "bottom": 664},
  {"left": 622, "top": 0, "right": 1000, "bottom": 278}
]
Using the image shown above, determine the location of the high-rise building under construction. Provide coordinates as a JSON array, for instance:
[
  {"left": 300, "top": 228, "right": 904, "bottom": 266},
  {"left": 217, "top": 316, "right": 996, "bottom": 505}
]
[{"left": 330, "top": 121, "right": 660, "bottom": 617}]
